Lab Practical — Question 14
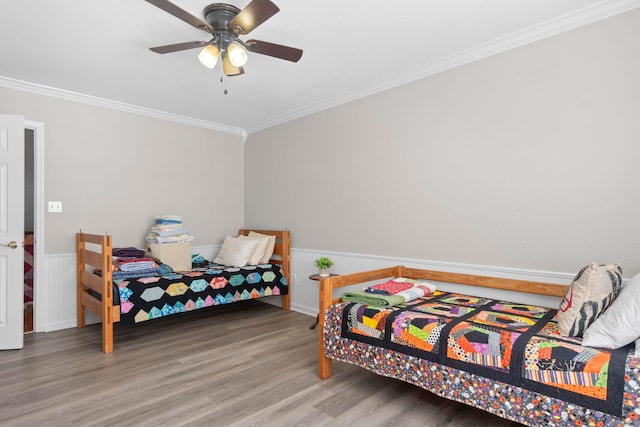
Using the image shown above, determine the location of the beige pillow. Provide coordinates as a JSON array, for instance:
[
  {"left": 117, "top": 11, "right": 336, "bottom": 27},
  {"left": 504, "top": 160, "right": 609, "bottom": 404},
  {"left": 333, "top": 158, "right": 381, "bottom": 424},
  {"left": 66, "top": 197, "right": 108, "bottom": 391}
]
[
  {"left": 557, "top": 263, "right": 622, "bottom": 337},
  {"left": 248, "top": 231, "right": 276, "bottom": 263},
  {"left": 238, "top": 235, "right": 268, "bottom": 265},
  {"left": 213, "top": 236, "right": 259, "bottom": 267}
]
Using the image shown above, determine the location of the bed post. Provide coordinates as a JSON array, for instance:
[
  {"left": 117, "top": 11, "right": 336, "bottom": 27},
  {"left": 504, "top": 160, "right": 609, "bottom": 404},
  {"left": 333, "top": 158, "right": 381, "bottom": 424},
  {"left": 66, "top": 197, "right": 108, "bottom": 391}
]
[
  {"left": 279, "top": 230, "right": 291, "bottom": 311},
  {"left": 318, "top": 275, "right": 334, "bottom": 379},
  {"left": 76, "top": 233, "right": 86, "bottom": 329},
  {"left": 102, "top": 235, "right": 113, "bottom": 353}
]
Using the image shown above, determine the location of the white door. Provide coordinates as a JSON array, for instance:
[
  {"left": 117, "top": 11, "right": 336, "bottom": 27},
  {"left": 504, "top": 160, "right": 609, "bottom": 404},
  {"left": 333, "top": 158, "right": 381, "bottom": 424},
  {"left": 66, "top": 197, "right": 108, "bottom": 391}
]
[{"left": 0, "top": 114, "right": 25, "bottom": 350}]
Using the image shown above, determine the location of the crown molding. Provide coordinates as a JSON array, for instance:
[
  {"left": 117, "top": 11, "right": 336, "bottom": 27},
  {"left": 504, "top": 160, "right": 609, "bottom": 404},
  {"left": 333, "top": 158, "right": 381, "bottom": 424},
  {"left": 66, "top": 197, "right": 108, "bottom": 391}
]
[
  {"left": 245, "top": 0, "right": 640, "bottom": 134},
  {"left": 0, "top": 76, "right": 245, "bottom": 138},
  {"left": 2, "top": 0, "right": 638, "bottom": 137}
]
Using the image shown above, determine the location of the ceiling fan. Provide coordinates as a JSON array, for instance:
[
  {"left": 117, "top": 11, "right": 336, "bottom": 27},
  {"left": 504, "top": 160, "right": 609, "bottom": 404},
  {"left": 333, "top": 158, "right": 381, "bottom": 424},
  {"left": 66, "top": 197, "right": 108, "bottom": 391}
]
[{"left": 146, "top": 0, "right": 303, "bottom": 76}]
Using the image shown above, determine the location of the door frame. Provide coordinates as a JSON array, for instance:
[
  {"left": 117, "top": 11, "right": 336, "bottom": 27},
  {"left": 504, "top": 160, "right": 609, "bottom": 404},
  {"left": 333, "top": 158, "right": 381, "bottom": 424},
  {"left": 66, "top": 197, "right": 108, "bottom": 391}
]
[{"left": 25, "top": 120, "right": 45, "bottom": 333}]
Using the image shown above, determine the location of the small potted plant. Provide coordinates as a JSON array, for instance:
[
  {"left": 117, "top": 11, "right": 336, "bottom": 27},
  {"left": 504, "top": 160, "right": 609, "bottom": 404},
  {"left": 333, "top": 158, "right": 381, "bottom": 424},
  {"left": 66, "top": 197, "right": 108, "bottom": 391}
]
[{"left": 315, "top": 257, "right": 334, "bottom": 277}]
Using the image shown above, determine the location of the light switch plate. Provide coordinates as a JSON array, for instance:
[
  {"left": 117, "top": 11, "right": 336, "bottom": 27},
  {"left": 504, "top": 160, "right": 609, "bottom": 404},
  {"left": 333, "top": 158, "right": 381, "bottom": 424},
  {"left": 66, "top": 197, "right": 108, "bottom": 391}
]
[{"left": 48, "top": 201, "right": 62, "bottom": 213}]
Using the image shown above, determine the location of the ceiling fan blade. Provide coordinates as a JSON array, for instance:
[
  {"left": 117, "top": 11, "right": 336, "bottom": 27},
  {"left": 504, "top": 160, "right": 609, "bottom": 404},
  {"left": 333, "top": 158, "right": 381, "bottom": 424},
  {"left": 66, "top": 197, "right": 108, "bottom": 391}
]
[
  {"left": 229, "top": 0, "right": 279, "bottom": 35},
  {"left": 245, "top": 39, "right": 303, "bottom": 62},
  {"left": 150, "top": 41, "right": 208, "bottom": 54},
  {"left": 145, "top": 0, "right": 212, "bottom": 33},
  {"left": 222, "top": 52, "right": 245, "bottom": 76}
]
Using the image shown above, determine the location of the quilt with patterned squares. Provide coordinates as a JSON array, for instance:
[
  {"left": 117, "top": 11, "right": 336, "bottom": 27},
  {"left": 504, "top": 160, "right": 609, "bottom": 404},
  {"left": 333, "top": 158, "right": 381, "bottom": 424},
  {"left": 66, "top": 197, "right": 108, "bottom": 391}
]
[
  {"left": 336, "top": 290, "right": 635, "bottom": 420},
  {"left": 115, "top": 263, "right": 288, "bottom": 324}
]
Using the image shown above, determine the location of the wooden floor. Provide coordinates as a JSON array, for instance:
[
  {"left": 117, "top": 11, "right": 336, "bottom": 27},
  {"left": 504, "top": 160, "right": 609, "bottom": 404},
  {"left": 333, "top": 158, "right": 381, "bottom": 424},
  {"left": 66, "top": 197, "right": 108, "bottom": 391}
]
[{"left": 1, "top": 301, "right": 523, "bottom": 427}]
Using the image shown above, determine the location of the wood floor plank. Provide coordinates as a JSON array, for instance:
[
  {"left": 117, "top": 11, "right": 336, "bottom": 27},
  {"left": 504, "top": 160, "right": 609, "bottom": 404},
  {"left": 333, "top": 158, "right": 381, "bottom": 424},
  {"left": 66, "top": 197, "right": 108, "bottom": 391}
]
[{"left": 0, "top": 300, "right": 523, "bottom": 426}]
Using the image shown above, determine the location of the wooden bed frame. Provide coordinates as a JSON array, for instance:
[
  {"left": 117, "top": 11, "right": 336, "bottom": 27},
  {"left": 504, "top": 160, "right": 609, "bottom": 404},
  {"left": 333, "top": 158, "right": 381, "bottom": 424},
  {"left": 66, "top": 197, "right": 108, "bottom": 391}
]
[
  {"left": 77, "top": 229, "right": 291, "bottom": 353},
  {"left": 317, "top": 265, "right": 568, "bottom": 379}
]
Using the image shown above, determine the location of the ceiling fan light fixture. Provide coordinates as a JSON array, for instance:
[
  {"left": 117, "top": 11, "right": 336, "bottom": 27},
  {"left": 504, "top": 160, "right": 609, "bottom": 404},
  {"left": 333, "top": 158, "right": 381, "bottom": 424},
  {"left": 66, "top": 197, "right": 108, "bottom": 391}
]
[
  {"left": 198, "top": 44, "right": 220, "bottom": 69},
  {"left": 227, "top": 41, "right": 248, "bottom": 67},
  {"left": 222, "top": 51, "right": 244, "bottom": 76}
]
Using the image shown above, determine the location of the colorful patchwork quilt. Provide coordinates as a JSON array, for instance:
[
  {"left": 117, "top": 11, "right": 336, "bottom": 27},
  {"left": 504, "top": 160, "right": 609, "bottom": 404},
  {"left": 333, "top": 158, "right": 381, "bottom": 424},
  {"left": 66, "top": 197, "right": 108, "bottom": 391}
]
[
  {"left": 115, "top": 263, "right": 288, "bottom": 324},
  {"left": 335, "top": 291, "right": 637, "bottom": 422}
]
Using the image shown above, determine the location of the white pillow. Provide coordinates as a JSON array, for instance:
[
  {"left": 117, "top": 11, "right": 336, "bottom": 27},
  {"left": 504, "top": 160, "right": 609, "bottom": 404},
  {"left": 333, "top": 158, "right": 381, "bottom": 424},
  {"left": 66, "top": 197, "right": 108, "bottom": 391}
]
[
  {"left": 582, "top": 273, "right": 640, "bottom": 349},
  {"left": 238, "top": 235, "right": 268, "bottom": 265},
  {"left": 635, "top": 338, "right": 640, "bottom": 357},
  {"left": 248, "top": 231, "right": 276, "bottom": 263},
  {"left": 213, "top": 236, "right": 259, "bottom": 267}
]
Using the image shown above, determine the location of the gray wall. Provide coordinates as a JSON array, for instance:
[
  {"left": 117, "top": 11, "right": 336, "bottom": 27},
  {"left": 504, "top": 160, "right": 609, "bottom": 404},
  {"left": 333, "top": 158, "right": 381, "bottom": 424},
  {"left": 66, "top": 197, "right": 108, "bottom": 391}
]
[
  {"left": 245, "top": 9, "right": 640, "bottom": 277},
  {"left": 1, "top": 87, "right": 245, "bottom": 254}
]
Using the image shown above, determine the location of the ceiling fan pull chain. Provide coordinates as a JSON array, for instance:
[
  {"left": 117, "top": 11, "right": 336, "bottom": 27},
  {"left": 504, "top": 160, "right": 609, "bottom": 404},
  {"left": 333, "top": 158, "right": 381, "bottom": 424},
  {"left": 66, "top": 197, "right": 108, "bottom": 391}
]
[{"left": 221, "top": 74, "right": 229, "bottom": 95}]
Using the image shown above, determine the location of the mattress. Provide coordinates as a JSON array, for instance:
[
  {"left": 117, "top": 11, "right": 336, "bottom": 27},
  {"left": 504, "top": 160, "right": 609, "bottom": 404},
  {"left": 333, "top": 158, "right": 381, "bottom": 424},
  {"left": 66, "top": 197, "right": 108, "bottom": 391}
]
[{"left": 113, "top": 263, "right": 288, "bottom": 324}]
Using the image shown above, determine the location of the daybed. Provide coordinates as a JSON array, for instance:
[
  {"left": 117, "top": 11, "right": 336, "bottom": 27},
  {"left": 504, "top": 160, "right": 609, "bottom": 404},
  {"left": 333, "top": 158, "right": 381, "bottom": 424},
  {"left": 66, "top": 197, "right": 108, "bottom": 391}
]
[
  {"left": 77, "top": 229, "right": 290, "bottom": 353},
  {"left": 318, "top": 266, "right": 640, "bottom": 426}
]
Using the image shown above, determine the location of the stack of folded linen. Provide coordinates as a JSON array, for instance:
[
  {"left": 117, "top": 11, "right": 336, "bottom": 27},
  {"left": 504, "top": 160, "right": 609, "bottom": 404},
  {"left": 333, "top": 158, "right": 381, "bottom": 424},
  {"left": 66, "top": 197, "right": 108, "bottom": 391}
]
[
  {"left": 146, "top": 215, "right": 193, "bottom": 271},
  {"left": 112, "top": 247, "right": 146, "bottom": 258},
  {"left": 341, "top": 278, "right": 437, "bottom": 307},
  {"left": 116, "top": 257, "right": 156, "bottom": 272},
  {"left": 145, "top": 215, "right": 193, "bottom": 244},
  {"left": 112, "top": 257, "right": 163, "bottom": 281}
]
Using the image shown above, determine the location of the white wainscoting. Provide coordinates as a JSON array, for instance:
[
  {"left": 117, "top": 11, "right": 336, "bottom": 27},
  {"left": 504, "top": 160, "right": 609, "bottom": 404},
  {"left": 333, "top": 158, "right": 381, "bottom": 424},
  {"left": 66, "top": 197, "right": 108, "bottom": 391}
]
[
  {"left": 40, "top": 247, "right": 576, "bottom": 332},
  {"left": 42, "top": 253, "right": 77, "bottom": 332},
  {"left": 39, "top": 245, "right": 222, "bottom": 332},
  {"left": 291, "top": 249, "right": 575, "bottom": 318}
]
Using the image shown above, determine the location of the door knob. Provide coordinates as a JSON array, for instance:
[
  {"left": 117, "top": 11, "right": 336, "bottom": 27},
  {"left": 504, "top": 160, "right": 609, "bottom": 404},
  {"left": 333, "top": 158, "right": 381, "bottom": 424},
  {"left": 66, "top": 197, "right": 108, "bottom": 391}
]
[{"left": 1, "top": 240, "right": 18, "bottom": 249}]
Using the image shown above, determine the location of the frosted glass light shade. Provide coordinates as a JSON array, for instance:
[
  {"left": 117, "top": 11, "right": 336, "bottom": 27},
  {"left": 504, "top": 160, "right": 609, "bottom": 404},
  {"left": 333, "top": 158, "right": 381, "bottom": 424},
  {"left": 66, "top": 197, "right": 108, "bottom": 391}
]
[
  {"left": 198, "top": 44, "right": 220, "bottom": 69},
  {"left": 227, "top": 42, "right": 248, "bottom": 67},
  {"left": 222, "top": 52, "right": 243, "bottom": 76}
]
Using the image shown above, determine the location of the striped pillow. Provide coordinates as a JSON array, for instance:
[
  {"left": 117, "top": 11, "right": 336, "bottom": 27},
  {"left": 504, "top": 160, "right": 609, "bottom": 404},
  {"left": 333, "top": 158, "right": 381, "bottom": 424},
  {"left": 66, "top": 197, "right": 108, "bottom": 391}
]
[{"left": 557, "top": 263, "right": 622, "bottom": 337}]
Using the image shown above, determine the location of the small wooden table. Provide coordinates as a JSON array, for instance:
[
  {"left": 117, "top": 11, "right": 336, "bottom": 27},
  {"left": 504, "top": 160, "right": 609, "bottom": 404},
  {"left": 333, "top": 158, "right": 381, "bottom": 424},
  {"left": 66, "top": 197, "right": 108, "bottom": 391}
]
[{"left": 309, "top": 273, "right": 339, "bottom": 329}]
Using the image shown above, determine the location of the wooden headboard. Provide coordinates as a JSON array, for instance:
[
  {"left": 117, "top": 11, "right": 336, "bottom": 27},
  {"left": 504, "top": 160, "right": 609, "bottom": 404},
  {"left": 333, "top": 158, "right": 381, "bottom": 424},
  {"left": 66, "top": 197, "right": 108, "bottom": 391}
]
[{"left": 239, "top": 229, "right": 291, "bottom": 310}]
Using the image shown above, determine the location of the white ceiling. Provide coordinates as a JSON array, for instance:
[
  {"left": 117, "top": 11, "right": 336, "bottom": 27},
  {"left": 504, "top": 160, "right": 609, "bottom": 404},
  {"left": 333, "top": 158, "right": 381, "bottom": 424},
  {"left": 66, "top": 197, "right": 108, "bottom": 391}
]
[{"left": 1, "top": 0, "right": 639, "bottom": 137}]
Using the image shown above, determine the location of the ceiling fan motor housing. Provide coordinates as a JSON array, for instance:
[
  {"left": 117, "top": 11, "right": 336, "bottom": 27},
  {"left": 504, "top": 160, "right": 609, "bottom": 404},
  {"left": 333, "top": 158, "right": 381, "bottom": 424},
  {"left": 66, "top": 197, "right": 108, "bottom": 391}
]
[{"left": 203, "top": 3, "right": 241, "bottom": 32}]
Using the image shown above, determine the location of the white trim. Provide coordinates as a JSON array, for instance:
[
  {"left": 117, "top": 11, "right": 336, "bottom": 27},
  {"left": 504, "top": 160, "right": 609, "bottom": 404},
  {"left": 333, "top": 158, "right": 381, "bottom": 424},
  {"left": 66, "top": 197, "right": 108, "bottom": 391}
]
[
  {"left": 290, "top": 302, "right": 315, "bottom": 318},
  {"left": 24, "top": 120, "right": 45, "bottom": 333},
  {"left": 293, "top": 248, "right": 574, "bottom": 284},
  {"left": 291, "top": 249, "right": 580, "bottom": 317},
  {"left": 0, "top": 76, "right": 245, "bottom": 138}
]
